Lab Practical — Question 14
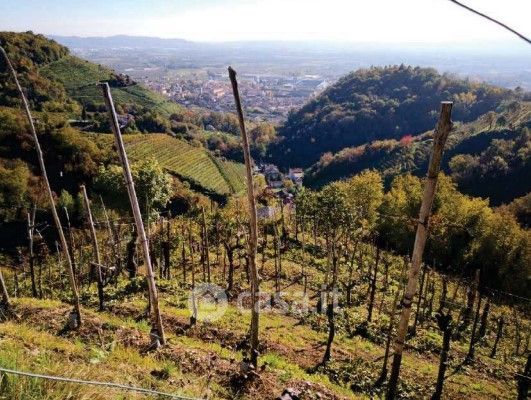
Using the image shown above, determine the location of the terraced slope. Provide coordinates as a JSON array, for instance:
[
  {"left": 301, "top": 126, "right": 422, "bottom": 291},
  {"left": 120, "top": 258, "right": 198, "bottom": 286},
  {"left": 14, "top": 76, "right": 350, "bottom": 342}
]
[
  {"left": 41, "top": 55, "right": 183, "bottom": 116},
  {"left": 220, "top": 160, "right": 247, "bottom": 193},
  {"left": 119, "top": 134, "right": 246, "bottom": 196}
]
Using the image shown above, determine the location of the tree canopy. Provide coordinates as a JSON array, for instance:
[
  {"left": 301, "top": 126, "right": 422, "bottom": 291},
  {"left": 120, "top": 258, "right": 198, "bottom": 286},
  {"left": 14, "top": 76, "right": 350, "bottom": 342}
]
[{"left": 270, "top": 65, "right": 513, "bottom": 169}]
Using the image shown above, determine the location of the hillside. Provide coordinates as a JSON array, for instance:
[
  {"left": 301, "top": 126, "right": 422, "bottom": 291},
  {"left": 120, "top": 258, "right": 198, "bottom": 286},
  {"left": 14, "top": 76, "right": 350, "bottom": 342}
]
[
  {"left": 270, "top": 65, "right": 514, "bottom": 169},
  {"left": 1, "top": 31, "right": 530, "bottom": 400},
  {"left": 0, "top": 32, "right": 247, "bottom": 207},
  {"left": 0, "top": 228, "right": 528, "bottom": 399},
  {"left": 304, "top": 101, "right": 531, "bottom": 205},
  {"left": 41, "top": 55, "right": 184, "bottom": 117},
  {"left": 119, "top": 133, "right": 246, "bottom": 197},
  {"left": 0, "top": 32, "right": 183, "bottom": 118}
]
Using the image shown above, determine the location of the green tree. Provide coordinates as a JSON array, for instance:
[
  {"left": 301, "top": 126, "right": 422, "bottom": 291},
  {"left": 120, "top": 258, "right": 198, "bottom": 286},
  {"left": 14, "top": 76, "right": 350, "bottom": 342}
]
[
  {"left": 0, "top": 159, "right": 30, "bottom": 220},
  {"left": 378, "top": 173, "right": 422, "bottom": 253},
  {"left": 135, "top": 111, "right": 171, "bottom": 133},
  {"left": 95, "top": 158, "right": 172, "bottom": 219},
  {"left": 340, "top": 169, "right": 384, "bottom": 232},
  {"left": 315, "top": 182, "right": 351, "bottom": 364}
]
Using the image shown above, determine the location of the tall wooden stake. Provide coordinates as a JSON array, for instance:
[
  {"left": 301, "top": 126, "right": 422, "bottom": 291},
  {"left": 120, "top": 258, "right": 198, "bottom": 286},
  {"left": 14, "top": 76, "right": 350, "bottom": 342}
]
[
  {"left": 100, "top": 195, "right": 121, "bottom": 279},
  {"left": 465, "top": 294, "right": 483, "bottom": 363},
  {"left": 188, "top": 220, "right": 197, "bottom": 326},
  {"left": 0, "top": 46, "right": 81, "bottom": 325},
  {"left": 81, "top": 185, "right": 104, "bottom": 311},
  {"left": 376, "top": 288, "right": 401, "bottom": 386},
  {"left": 228, "top": 66, "right": 260, "bottom": 368},
  {"left": 432, "top": 313, "right": 453, "bottom": 400},
  {"left": 367, "top": 245, "right": 380, "bottom": 323},
  {"left": 201, "top": 206, "right": 211, "bottom": 283},
  {"left": 100, "top": 82, "right": 165, "bottom": 345},
  {"left": 0, "top": 265, "right": 10, "bottom": 308},
  {"left": 517, "top": 353, "right": 531, "bottom": 400},
  {"left": 27, "top": 205, "right": 37, "bottom": 297},
  {"left": 412, "top": 265, "right": 427, "bottom": 335},
  {"left": 490, "top": 316, "right": 504, "bottom": 358},
  {"left": 387, "top": 102, "right": 453, "bottom": 399}
]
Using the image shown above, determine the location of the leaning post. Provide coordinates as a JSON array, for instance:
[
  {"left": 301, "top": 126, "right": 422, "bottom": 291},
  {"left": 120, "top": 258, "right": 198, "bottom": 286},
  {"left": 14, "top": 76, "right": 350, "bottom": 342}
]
[
  {"left": 228, "top": 66, "right": 260, "bottom": 369},
  {"left": 387, "top": 101, "right": 453, "bottom": 399},
  {"left": 0, "top": 46, "right": 81, "bottom": 326},
  {"left": 81, "top": 185, "right": 105, "bottom": 311},
  {"left": 0, "top": 266, "right": 10, "bottom": 308},
  {"left": 99, "top": 82, "right": 165, "bottom": 345}
]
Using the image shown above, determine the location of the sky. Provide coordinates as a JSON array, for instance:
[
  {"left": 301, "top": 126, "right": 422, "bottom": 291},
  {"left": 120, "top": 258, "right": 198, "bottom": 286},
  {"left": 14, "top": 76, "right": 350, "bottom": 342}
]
[{"left": 1, "top": 0, "right": 530, "bottom": 46}]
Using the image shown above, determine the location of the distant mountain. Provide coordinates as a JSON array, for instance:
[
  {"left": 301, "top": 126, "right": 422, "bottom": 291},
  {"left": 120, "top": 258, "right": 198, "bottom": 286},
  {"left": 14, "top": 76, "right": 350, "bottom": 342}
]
[
  {"left": 49, "top": 34, "right": 193, "bottom": 50},
  {"left": 269, "top": 65, "right": 516, "bottom": 169}
]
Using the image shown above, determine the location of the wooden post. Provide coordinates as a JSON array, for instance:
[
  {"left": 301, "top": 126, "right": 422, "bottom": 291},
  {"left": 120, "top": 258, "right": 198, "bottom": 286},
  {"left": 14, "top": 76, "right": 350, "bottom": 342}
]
[
  {"left": 99, "top": 82, "right": 165, "bottom": 345},
  {"left": 412, "top": 265, "right": 427, "bottom": 336},
  {"left": 478, "top": 299, "right": 490, "bottom": 338},
  {"left": 188, "top": 220, "right": 197, "bottom": 326},
  {"left": 322, "top": 247, "right": 339, "bottom": 365},
  {"left": 27, "top": 205, "right": 37, "bottom": 297},
  {"left": 437, "top": 275, "right": 448, "bottom": 314},
  {"left": 387, "top": 102, "right": 453, "bottom": 399},
  {"left": 0, "top": 266, "right": 10, "bottom": 307},
  {"left": 163, "top": 219, "right": 171, "bottom": 280},
  {"left": 0, "top": 46, "right": 81, "bottom": 326},
  {"left": 273, "top": 221, "right": 281, "bottom": 298},
  {"left": 228, "top": 66, "right": 260, "bottom": 369},
  {"left": 490, "top": 316, "right": 504, "bottom": 358},
  {"left": 462, "top": 269, "right": 480, "bottom": 329},
  {"left": 100, "top": 195, "right": 121, "bottom": 280},
  {"left": 517, "top": 353, "right": 531, "bottom": 400},
  {"left": 81, "top": 185, "right": 104, "bottom": 311},
  {"left": 201, "top": 207, "right": 211, "bottom": 283},
  {"left": 432, "top": 313, "right": 453, "bottom": 400},
  {"left": 181, "top": 223, "right": 187, "bottom": 285},
  {"left": 367, "top": 246, "right": 380, "bottom": 323},
  {"left": 376, "top": 288, "right": 401, "bottom": 386},
  {"left": 125, "top": 226, "right": 138, "bottom": 279},
  {"left": 465, "top": 295, "right": 483, "bottom": 363}
]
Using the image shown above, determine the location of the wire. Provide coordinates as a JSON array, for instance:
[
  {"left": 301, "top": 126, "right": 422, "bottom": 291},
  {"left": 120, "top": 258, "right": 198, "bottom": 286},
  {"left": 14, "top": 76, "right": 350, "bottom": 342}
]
[
  {"left": 447, "top": 0, "right": 531, "bottom": 45},
  {"left": 0, "top": 366, "right": 199, "bottom": 400}
]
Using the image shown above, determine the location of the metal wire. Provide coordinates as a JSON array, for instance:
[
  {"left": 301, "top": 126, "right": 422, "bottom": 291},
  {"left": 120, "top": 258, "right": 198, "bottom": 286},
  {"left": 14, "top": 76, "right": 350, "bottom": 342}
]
[{"left": 0, "top": 366, "right": 200, "bottom": 400}]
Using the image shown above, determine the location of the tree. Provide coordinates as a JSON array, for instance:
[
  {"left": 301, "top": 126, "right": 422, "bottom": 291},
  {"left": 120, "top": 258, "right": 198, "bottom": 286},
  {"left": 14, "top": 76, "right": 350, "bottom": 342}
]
[
  {"left": 0, "top": 159, "right": 30, "bottom": 221},
  {"left": 95, "top": 158, "right": 172, "bottom": 219},
  {"left": 250, "top": 122, "right": 277, "bottom": 157},
  {"left": 316, "top": 182, "right": 351, "bottom": 364},
  {"left": 378, "top": 173, "right": 422, "bottom": 253},
  {"left": 341, "top": 169, "right": 384, "bottom": 232},
  {"left": 135, "top": 111, "right": 171, "bottom": 133}
]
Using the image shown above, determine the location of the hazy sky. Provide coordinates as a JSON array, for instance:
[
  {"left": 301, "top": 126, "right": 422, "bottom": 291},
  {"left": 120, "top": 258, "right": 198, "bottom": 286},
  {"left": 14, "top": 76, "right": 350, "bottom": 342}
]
[{"left": 1, "top": 0, "right": 530, "bottom": 45}]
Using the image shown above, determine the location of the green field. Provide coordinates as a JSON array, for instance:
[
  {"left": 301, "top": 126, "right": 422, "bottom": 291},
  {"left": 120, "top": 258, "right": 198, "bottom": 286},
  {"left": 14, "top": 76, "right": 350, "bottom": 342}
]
[
  {"left": 41, "top": 55, "right": 184, "bottom": 116},
  {"left": 114, "top": 133, "right": 245, "bottom": 196}
]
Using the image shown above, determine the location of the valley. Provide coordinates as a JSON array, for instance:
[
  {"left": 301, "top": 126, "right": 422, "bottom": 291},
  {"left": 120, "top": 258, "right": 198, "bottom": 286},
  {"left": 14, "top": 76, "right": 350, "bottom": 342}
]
[{"left": 0, "top": 29, "right": 529, "bottom": 400}]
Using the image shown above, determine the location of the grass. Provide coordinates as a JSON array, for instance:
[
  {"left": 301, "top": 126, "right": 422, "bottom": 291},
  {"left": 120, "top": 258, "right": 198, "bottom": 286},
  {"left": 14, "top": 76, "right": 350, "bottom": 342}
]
[{"left": 0, "top": 235, "right": 526, "bottom": 399}]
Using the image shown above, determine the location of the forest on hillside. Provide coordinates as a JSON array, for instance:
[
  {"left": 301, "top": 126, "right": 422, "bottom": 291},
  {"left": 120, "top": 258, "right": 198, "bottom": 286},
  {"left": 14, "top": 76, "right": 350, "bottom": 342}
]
[
  {"left": 270, "top": 65, "right": 517, "bottom": 168},
  {"left": 303, "top": 101, "right": 531, "bottom": 206}
]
